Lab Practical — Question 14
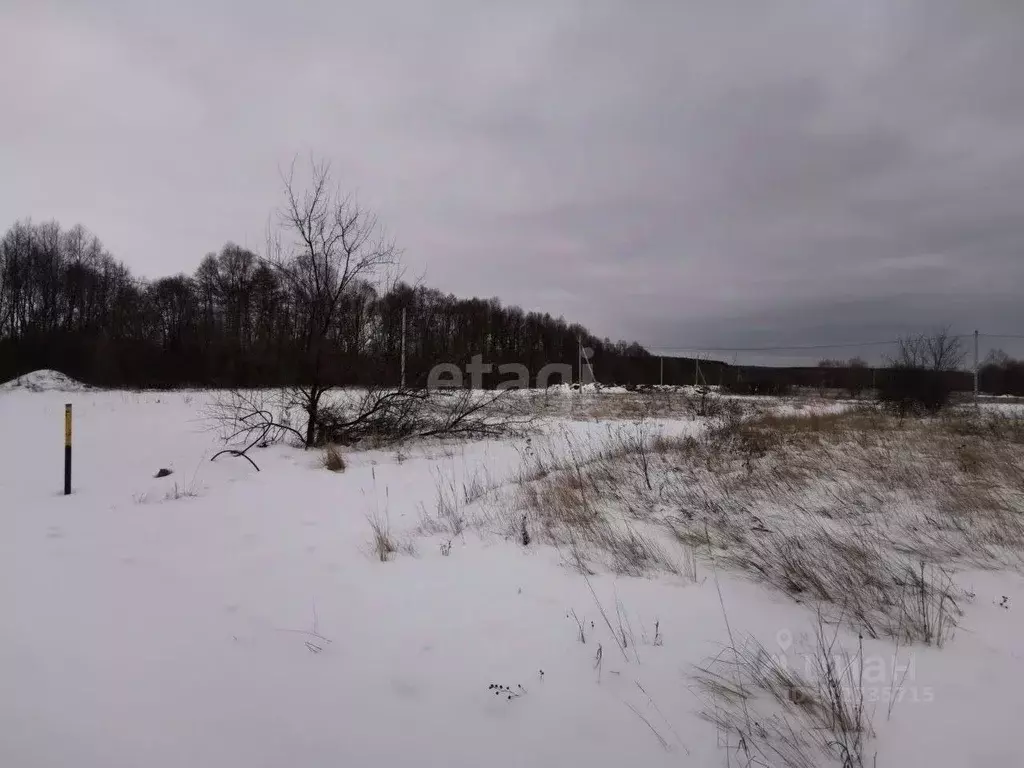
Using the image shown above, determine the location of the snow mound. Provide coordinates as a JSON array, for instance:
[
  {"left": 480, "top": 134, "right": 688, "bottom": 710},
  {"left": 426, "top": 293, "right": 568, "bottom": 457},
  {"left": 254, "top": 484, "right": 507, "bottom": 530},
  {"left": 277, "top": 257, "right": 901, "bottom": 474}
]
[{"left": 0, "top": 370, "right": 91, "bottom": 393}]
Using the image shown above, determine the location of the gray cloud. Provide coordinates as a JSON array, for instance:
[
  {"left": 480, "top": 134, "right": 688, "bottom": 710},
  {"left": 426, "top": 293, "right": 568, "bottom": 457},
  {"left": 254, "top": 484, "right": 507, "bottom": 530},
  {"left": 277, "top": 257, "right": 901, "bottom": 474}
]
[{"left": 2, "top": 0, "right": 1023, "bottom": 364}]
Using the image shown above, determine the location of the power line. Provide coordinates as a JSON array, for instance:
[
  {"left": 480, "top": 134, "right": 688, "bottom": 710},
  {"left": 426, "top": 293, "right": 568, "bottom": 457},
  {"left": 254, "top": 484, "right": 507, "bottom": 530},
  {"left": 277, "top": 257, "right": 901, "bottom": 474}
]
[
  {"left": 647, "top": 331, "right": 1014, "bottom": 354},
  {"left": 647, "top": 339, "right": 900, "bottom": 353}
]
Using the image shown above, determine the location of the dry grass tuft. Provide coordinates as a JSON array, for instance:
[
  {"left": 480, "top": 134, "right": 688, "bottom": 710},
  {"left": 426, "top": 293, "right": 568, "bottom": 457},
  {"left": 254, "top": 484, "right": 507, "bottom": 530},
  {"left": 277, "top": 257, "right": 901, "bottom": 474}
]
[
  {"left": 367, "top": 510, "right": 397, "bottom": 562},
  {"left": 322, "top": 443, "right": 346, "bottom": 472},
  {"left": 417, "top": 466, "right": 487, "bottom": 539},
  {"left": 163, "top": 479, "right": 200, "bottom": 501},
  {"left": 693, "top": 613, "right": 872, "bottom": 768}
]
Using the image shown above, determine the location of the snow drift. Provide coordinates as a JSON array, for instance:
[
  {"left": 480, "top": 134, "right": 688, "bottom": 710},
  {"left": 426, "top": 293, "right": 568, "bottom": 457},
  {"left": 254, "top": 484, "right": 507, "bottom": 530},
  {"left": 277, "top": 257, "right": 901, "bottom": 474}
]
[{"left": 0, "top": 369, "right": 91, "bottom": 393}]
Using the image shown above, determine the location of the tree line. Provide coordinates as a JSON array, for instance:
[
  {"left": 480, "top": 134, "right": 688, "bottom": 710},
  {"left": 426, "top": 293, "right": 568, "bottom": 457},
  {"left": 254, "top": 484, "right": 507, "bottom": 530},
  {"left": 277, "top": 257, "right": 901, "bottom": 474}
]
[
  {"left": 0, "top": 217, "right": 658, "bottom": 389},
  {"left": 978, "top": 350, "right": 1024, "bottom": 396}
]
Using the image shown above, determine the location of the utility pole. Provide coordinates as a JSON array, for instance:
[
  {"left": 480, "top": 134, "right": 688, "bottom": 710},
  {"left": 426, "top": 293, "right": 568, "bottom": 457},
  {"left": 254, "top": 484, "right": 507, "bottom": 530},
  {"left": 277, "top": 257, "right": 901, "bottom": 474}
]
[
  {"left": 577, "top": 338, "right": 582, "bottom": 387},
  {"left": 582, "top": 345, "right": 596, "bottom": 386},
  {"left": 974, "top": 329, "right": 979, "bottom": 411},
  {"left": 400, "top": 307, "right": 407, "bottom": 390}
]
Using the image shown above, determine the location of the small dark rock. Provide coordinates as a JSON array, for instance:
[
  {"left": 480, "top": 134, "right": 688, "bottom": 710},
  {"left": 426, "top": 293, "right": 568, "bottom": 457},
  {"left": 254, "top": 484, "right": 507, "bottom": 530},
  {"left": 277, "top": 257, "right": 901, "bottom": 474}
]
[{"left": 154, "top": 468, "right": 173, "bottom": 478}]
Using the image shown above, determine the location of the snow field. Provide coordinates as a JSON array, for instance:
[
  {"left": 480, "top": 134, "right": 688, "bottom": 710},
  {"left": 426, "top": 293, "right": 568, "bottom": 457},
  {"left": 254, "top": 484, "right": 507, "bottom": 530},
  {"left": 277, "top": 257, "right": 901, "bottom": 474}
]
[{"left": 2, "top": 384, "right": 1023, "bottom": 767}]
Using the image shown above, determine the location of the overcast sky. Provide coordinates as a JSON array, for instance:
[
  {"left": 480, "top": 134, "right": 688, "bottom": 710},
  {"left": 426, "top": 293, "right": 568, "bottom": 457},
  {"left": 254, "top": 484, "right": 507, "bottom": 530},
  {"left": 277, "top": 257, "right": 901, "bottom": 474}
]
[{"left": 3, "top": 0, "right": 1023, "bottom": 364}]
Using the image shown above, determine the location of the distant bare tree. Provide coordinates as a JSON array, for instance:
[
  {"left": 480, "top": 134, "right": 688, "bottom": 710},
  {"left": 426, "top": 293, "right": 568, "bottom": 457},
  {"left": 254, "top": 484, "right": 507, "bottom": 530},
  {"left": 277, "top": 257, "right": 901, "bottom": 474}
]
[
  {"left": 269, "top": 157, "right": 401, "bottom": 447},
  {"left": 881, "top": 327, "right": 966, "bottom": 415},
  {"left": 845, "top": 356, "right": 871, "bottom": 399},
  {"left": 892, "top": 327, "right": 965, "bottom": 372},
  {"left": 985, "top": 348, "right": 1012, "bottom": 368},
  {"left": 980, "top": 349, "right": 1024, "bottom": 396}
]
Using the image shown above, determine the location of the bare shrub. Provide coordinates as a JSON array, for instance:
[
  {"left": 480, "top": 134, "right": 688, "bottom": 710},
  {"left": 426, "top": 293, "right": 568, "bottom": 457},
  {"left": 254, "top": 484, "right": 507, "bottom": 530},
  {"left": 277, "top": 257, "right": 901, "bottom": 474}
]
[{"left": 209, "top": 386, "right": 532, "bottom": 465}]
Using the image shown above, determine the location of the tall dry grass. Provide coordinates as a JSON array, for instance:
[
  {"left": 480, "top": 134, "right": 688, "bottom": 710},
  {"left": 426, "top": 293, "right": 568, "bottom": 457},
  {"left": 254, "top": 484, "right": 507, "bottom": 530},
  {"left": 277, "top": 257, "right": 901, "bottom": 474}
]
[
  {"left": 500, "top": 406, "right": 1024, "bottom": 644},
  {"left": 693, "top": 613, "right": 872, "bottom": 768}
]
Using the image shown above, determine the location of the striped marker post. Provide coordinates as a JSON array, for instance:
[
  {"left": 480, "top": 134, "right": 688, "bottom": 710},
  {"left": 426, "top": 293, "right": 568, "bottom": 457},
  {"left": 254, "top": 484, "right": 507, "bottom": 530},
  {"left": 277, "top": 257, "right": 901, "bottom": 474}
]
[{"left": 64, "top": 403, "right": 72, "bottom": 495}]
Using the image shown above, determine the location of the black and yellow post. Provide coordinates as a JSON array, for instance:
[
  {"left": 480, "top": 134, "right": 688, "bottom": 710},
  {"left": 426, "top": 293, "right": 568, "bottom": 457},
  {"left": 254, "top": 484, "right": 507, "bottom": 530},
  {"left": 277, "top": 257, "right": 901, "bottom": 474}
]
[{"left": 64, "top": 403, "right": 72, "bottom": 495}]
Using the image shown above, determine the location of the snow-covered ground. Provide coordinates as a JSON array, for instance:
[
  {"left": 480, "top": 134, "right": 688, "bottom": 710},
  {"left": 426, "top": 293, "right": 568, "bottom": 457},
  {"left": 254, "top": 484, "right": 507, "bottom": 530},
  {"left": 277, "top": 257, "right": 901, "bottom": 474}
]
[{"left": 2, "top": 379, "right": 1023, "bottom": 767}]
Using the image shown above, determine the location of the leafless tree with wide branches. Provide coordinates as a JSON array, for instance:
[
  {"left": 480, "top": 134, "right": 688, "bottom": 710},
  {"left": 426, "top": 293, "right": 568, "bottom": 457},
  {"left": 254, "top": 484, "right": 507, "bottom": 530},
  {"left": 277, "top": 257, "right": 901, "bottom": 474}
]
[
  {"left": 269, "top": 156, "right": 401, "bottom": 447},
  {"left": 891, "top": 326, "right": 966, "bottom": 372}
]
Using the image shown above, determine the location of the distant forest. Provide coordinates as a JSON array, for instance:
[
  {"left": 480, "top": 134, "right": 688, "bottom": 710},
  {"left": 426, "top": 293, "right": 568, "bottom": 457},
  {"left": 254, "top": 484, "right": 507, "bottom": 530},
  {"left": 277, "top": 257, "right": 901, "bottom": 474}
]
[
  {"left": 3, "top": 218, "right": 1022, "bottom": 395},
  {"left": 0, "top": 219, "right": 670, "bottom": 388}
]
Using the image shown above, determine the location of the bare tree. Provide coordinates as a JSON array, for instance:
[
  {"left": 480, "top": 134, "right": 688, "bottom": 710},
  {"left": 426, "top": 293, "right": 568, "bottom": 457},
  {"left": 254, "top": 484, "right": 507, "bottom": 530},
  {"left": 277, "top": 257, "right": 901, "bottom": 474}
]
[
  {"left": 269, "top": 157, "right": 401, "bottom": 447},
  {"left": 314, "top": 387, "right": 532, "bottom": 446},
  {"left": 208, "top": 386, "right": 531, "bottom": 467},
  {"left": 819, "top": 357, "right": 870, "bottom": 398},
  {"left": 881, "top": 327, "right": 966, "bottom": 415},
  {"left": 892, "top": 327, "right": 965, "bottom": 372},
  {"left": 926, "top": 328, "right": 967, "bottom": 371}
]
